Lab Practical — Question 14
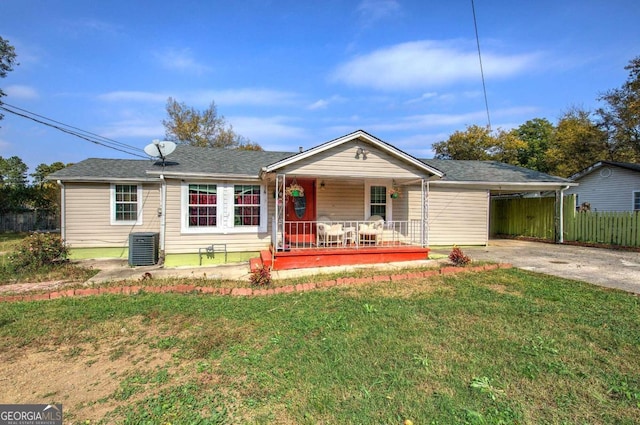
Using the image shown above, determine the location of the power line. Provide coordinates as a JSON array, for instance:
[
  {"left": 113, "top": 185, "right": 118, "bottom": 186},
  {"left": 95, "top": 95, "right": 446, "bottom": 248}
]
[
  {"left": 0, "top": 102, "right": 150, "bottom": 159},
  {"left": 471, "top": 0, "right": 492, "bottom": 131}
]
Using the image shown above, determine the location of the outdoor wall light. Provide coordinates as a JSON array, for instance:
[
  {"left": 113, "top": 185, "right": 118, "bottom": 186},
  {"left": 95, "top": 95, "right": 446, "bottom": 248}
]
[
  {"left": 355, "top": 146, "right": 369, "bottom": 159},
  {"left": 320, "top": 180, "right": 326, "bottom": 190}
]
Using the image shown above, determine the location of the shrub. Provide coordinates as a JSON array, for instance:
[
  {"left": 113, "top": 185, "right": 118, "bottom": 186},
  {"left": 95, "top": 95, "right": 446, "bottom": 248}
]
[
  {"left": 448, "top": 245, "right": 471, "bottom": 267},
  {"left": 249, "top": 265, "right": 272, "bottom": 286},
  {"left": 8, "top": 232, "right": 68, "bottom": 270}
]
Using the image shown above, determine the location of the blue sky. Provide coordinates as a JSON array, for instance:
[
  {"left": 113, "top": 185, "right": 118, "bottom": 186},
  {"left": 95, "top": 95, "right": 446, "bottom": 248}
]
[{"left": 1, "top": 0, "right": 639, "bottom": 174}]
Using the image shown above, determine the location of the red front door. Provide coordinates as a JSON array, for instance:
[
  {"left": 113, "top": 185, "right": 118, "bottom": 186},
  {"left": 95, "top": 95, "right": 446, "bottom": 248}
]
[{"left": 284, "top": 178, "right": 316, "bottom": 245}]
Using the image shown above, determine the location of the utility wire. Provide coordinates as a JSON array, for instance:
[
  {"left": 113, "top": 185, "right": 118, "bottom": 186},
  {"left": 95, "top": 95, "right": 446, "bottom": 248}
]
[
  {"left": 0, "top": 102, "right": 150, "bottom": 159},
  {"left": 471, "top": 0, "right": 492, "bottom": 131}
]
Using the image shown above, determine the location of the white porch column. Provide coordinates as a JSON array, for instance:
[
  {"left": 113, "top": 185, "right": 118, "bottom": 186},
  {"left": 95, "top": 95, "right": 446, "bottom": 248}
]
[{"left": 421, "top": 179, "right": 429, "bottom": 247}]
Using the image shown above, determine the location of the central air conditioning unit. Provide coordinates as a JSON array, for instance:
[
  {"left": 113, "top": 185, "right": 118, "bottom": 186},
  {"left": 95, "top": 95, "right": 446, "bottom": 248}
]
[{"left": 128, "top": 232, "right": 159, "bottom": 266}]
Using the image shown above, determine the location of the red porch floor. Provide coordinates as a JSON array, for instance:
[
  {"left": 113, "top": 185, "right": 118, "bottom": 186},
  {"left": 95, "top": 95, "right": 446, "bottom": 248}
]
[{"left": 250, "top": 246, "right": 430, "bottom": 272}]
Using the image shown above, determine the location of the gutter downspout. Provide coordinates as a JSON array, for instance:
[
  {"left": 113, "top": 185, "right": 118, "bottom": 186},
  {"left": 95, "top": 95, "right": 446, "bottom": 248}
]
[
  {"left": 56, "top": 180, "right": 65, "bottom": 242},
  {"left": 159, "top": 174, "right": 167, "bottom": 261}
]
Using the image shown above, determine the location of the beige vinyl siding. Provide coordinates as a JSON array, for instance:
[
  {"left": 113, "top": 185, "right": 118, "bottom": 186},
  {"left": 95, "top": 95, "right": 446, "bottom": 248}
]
[
  {"left": 392, "top": 188, "right": 409, "bottom": 221},
  {"left": 426, "top": 187, "right": 489, "bottom": 245},
  {"left": 316, "top": 180, "right": 365, "bottom": 220},
  {"left": 64, "top": 182, "right": 161, "bottom": 248},
  {"left": 163, "top": 179, "right": 271, "bottom": 254},
  {"left": 282, "top": 140, "right": 427, "bottom": 179},
  {"left": 566, "top": 166, "right": 640, "bottom": 212}
]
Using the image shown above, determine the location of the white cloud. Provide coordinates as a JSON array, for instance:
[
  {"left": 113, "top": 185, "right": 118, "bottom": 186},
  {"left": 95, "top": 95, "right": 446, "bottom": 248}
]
[
  {"left": 98, "top": 91, "right": 168, "bottom": 103},
  {"left": 307, "top": 95, "right": 347, "bottom": 110},
  {"left": 190, "top": 89, "right": 300, "bottom": 107},
  {"left": 357, "top": 0, "right": 401, "bottom": 27},
  {"left": 4, "top": 85, "right": 39, "bottom": 100},
  {"left": 73, "top": 18, "right": 121, "bottom": 35},
  {"left": 332, "top": 40, "right": 541, "bottom": 91},
  {"left": 155, "top": 47, "right": 210, "bottom": 74},
  {"left": 97, "top": 88, "right": 299, "bottom": 108},
  {"left": 308, "top": 99, "right": 330, "bottom": 110},
  {"left": 328, "top": 106, "right": 538, "bottom": 136},
  {"left": 99, "top": 119, "right": 165, "bottom": 139},
  {"left": 228, "top": 116, "right": 308, "bottom": 146}
]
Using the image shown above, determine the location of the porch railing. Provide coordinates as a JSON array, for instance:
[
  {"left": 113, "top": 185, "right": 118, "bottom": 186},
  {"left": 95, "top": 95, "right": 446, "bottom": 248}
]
[{"left": 275, "top": 219, "right": 424, "bottom": 250}]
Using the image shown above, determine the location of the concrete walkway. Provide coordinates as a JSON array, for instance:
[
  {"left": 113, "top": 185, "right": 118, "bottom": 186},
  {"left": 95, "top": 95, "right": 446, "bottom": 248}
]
[
  {"left": 80, "top": 257, "right": 440, "bottom": 284},
  {"left": 431, "top": 239, "right": 640, "bottom": 295}
]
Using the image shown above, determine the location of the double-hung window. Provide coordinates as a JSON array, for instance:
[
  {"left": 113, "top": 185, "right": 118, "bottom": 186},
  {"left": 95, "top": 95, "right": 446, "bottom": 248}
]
[
  {"left": 234, "top": 185, "right": 261, "bottom": 226},
  {"left": 111, "top": 184, "right": 142, "bottom": 225},
  {"left": 634, "top": 191, "right": 640, "bottom": 212},
  {"left": 369, "top": 185, "right": 387, "bottom": 220},
  {"left": 181, "top": 182, "right": 266, "bottom": 233},
  {"left": 188, "top": 184, "right": 218, "bottom": 227}
]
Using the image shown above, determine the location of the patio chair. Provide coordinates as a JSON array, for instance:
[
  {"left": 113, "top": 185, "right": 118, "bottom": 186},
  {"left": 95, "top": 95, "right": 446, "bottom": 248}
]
[
  {"left": 358, "top": 215, "right": 384, "bottom": 245},
  {"left": 316, "top": 216, "right": 345, "bottom": 246}
]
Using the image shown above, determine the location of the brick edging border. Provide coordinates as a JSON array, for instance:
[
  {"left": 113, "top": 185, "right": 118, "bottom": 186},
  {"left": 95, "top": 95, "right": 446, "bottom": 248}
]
[{"left": 0, "top": 263, "right": 512, "bottom": 303}]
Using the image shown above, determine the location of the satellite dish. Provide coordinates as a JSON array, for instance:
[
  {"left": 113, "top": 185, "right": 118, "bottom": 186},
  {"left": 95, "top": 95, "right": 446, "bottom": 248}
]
[{"left": 144, "top": 140, "right": 176, "bottom": 163}]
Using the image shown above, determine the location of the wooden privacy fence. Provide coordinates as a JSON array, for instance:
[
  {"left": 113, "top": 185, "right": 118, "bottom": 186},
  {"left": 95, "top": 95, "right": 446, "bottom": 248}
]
[
  {"left": 490, "top": 197, "right": 556, "bottom": 240},
  {"left": 564, "top": 210, "right": 640, "bottom": 247},
  {"left": 491, "top": 195, "right": 640, "bottom": 248},
  {"left": 0, "top": 211, "right": 59, "bottom": 233}
]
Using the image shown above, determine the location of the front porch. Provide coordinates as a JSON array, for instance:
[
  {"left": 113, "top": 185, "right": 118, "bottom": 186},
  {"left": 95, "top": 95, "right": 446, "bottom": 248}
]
[{"left": 252, "top": 218, "right": 430, "bottom": 271}]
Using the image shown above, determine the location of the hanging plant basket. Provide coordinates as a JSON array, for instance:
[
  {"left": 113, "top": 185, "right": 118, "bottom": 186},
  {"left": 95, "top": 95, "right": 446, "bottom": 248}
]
[
  {"left": 390, "top": 192, "right": 399, "bottom": 199},
  {"left": 286, "top": 182, "right": 305, "bottom": 197}
]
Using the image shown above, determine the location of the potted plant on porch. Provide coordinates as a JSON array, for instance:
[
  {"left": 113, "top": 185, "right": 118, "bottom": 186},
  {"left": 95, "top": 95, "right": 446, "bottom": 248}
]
[{"left": 389, "top": 186, "right": 401, "bottom": 199}]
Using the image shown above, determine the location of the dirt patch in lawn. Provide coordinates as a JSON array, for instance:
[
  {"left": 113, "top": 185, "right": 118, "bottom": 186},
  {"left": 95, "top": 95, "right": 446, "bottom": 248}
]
[{"left": 0, "top": 316, "right": 204, "bottom": 423}]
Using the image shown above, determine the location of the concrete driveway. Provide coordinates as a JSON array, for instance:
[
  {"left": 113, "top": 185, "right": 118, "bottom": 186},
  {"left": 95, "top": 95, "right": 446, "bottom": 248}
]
[{"left": 434, "top": 239, "right": 640, "bottom": 294}]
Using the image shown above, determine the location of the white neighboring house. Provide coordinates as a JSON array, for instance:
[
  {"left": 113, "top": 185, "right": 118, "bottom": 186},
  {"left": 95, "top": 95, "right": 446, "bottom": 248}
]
[{"left": 566, "top": 161, "right": 640, "bottom": 212}]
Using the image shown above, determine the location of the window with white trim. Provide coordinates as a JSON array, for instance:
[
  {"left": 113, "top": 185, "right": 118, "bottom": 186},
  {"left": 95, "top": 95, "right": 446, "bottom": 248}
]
[
  {"left": 370, "top": 185, "right": 387, "bottom": 219},
  {"left": 188, "top": 184, "right": 218, "bottom": 227},
  {"left": 634, "top": 191, "right": 640, "bottom": 211},
  {"left": 111, "top": 184, "right": 142, "bottom": 225},
  {"left": 181, "top": 182, "right": 267, "bottom": 234},
  {"left": 234, "top": 184, "right": 261, "bottom": 226}
]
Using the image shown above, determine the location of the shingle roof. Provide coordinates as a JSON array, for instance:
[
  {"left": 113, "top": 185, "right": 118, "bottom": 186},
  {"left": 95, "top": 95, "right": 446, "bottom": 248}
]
[
  {"left": 569, "top": 160, "right": 640, "bottom": 181},
  {"left": 421, "top": 159, "right": 570, "bottom": 183},
  {"left": 47, "top": 158, "right": 155, "bottom": 180},
  {"left": 48, "top": 145, "right": 296, "bottom": 180},
  {"left": 48, "top": 144, "right": 570, "bottom": 184},
  {"left": 149, "top": 145, "right": 295, "bottom": 176}
]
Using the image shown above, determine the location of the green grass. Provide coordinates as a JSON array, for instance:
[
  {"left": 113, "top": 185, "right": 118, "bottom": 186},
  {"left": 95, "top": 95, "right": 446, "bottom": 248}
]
[
  {"left": 0, "top": 260, "right": 97, "bottom": 286},
  {"left": 0, "top": 232, "right": 27, "bottom": 252},
  {"left": 1, "top": 269, "right": 639, "bottom": 424}
]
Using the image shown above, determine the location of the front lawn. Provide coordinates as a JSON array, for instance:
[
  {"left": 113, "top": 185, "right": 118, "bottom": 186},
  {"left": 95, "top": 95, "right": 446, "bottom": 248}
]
[{"left": 1, "top": 269, "right": 639, "bottom": 424}]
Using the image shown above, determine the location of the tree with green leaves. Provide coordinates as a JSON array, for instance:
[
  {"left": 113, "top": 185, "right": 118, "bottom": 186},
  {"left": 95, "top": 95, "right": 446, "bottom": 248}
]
[
  {"left": 0, "top": 155, "right": 28, "bottom": 187},
  {"left": 31, "top": 162, "right": 67, "bottom": 186},
  {"left": 514, "top": 118, "right": 555, "bottom": 173},
  {"left": 432, "top": 125, "right": 526, "bottom": 164},
  {"left": 433, "top": 125, "right": 495, "bottom": 160},
  {"left": 0, "top": 36, "right": 18, "bottom": 123},
  {"left": 545, "top": 107, "right": 609, "bottom": 177},
  {"left": 596, "top": 56, "right": 640, "bottom": 162},
  {"left": 162, "top": 97, "right": 261, "bottom": 150},
  {"left": 30, "top": 162, "right": 68, "bottom": 213}
]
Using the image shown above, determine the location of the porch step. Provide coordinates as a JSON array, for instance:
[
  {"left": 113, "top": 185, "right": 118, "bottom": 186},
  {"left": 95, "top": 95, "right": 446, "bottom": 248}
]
[{"left": 249, "top": 250, "right": 273, "bottom": 273}]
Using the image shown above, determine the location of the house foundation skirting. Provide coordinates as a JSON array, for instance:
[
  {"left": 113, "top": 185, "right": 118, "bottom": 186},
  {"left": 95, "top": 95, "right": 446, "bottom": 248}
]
[{"left": 252, "top": 246, "right": 431, "bottom": 272}]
